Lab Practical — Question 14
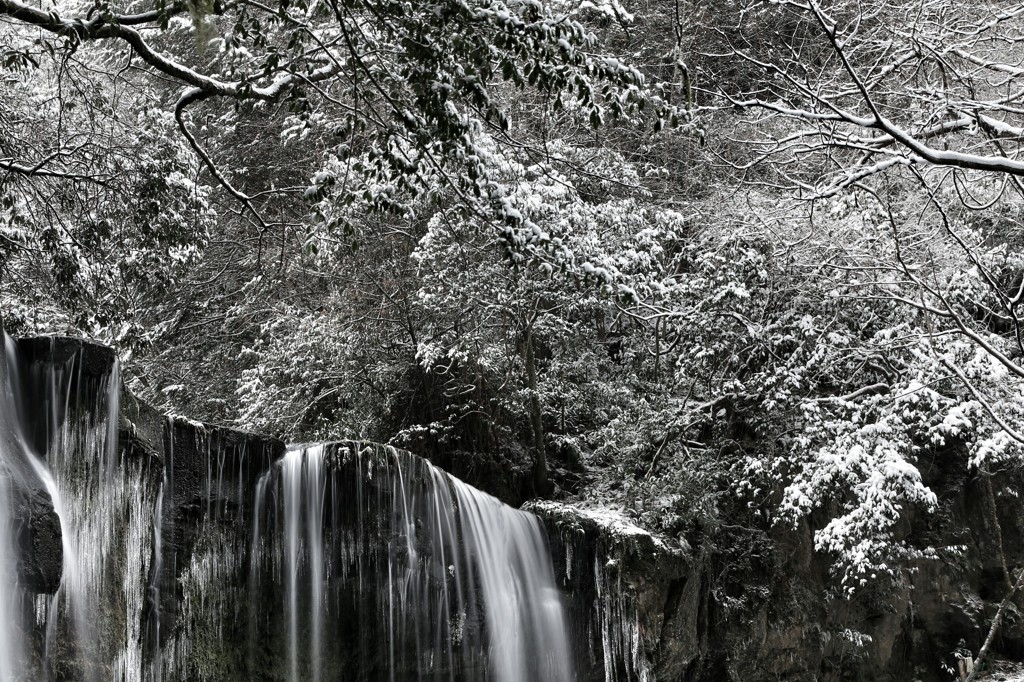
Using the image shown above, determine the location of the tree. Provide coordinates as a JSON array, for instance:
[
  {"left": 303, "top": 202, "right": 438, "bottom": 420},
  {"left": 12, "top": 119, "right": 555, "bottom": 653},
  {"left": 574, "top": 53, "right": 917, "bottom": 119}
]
[
  {"left": 13, "top": 2, "right": 1024, "bottom": 670},
  {"left": 0, "top": 0, "right": 677, "bottom": 241},
  {"left": 702, "top": 0, "right": 1024, "bottom": 188},
  {"left": 0, "top": 38, "right": 214, "bottom": 339}
]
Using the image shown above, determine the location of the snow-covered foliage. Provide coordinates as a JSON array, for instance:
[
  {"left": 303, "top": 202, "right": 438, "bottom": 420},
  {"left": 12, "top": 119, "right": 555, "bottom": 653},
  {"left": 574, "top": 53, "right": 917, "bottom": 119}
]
[
  {"left": 0, "top": 47, "right": 214, "bottom": 343},
  {"left": 7, "top": 0, "right": 1024, "bottom": 625}
]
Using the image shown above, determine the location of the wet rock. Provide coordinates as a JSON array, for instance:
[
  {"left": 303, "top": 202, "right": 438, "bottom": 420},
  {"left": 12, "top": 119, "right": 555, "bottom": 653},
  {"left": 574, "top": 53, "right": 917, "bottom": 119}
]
[
  {"left": 526, "top": 501, "right": 691, "bottom": 682},
  {"left": 120, "top": 391, "right": 165, "bottom": 462},
  {"left": 151, "top": 417, "right": 285, "bottom": 645},
  {"left": 13, "top": 483, "right": 62, "bottom": 594},
  {"left": 15, "top": 336, "right": 116, "bottom": 379}
]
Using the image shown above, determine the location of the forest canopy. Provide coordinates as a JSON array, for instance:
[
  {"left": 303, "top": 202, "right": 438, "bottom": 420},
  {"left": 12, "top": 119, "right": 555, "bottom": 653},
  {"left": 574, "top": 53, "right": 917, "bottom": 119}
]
[{"left": 5, "top": 0, "right": 1024, "bottom": 612}]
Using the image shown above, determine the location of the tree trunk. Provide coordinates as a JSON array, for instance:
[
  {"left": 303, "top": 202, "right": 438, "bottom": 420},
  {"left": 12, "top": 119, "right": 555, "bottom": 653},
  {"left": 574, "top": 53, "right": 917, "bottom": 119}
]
[
  {"left": 965, "top": 566, "right": 1024, "bottom": 682},
  {"left": 966, "top": 473, "right": 1023, "bottom": 682}
]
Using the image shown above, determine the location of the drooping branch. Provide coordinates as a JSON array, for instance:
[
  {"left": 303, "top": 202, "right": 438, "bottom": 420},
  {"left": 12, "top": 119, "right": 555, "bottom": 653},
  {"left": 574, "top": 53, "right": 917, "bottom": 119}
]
[
  {"left": 173, "top": 88, "right": 268, "bottom": 230},
  {"left": 0, "top": 157, "right": 111, "bottom": 185},
  {"left": 0, "top": 0, "right": 338, "bottom": 102}
]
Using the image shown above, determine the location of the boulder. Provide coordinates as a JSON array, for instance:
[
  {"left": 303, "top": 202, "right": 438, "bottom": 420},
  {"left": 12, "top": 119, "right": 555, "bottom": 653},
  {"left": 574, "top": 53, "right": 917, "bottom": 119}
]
[
  {"left": 526, "top": 500, "right": 692, "bottom": 682},
  {"left": 12, "top": 482, "right": 62, "bottom": 594}
]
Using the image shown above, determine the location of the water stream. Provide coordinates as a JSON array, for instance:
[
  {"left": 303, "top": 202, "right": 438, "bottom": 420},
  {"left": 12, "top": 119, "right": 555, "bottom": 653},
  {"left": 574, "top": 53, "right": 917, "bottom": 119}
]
[
  {"left": 251, "top": 444, "right": 573, "bottom": 682},
  {"left": 0, "top": 332, "right": 577, "bottom": 681}
]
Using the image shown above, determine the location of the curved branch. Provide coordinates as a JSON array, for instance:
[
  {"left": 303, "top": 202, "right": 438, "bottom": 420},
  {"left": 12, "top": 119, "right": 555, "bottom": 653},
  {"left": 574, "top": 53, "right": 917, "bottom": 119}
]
[
  {"left": 174, "top": 88, "right": 267, "bottom": 229},
  {"left": 729, "top": 0, "right": 1024, "bottom": 179},
  {"left": 0, "top": 0, "right": 338, "bottom": 100}
]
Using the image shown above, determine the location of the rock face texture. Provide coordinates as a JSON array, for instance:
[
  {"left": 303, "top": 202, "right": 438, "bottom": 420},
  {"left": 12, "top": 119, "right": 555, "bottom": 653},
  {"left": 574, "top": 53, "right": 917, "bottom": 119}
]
[
  {"left": 528, "top": 499, "right": 704, "bottom": 679},
  {"left": 150, "top": 416, "right": 284, "bottom": 652},
  {"left": 12, "top": 484, "right": 62, "bottom": 594},
  {"left": 530, "top": 455, "right": 1024, "bottom": 682},
  {"left": 7, "top": 333, "right": 1024, "bottom": 682},
  {"left": 2, "top": 335, "right": 285, "bottom": 680},
  {"left": 527, "top": 501, "right": 693, "bottom": 682}
]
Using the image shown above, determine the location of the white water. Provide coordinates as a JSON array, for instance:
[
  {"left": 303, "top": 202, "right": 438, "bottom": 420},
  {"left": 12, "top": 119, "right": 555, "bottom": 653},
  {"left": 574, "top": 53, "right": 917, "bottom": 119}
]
[
  {"left": 0, "top": 471, "right": 21, "bottom": 680},
  {"left": 0, "top": 333, "right": 154, "bottom": 682},
  {"left": 146, "top": 478, "right": 165, "bottom": 682},
  {"left": 0, "top": 333, "right": 582, "bottom": 681},
  {"left": 283, "top": 448, "right": 303, "bottom": 682},
  {"left": 453, "top": 478, "right": 573, "bottom": 682},
  {"left": 0, "top": 335, "right": 25, "bottom": 680},
  {"left": 257, "top": 443, "right": 575, "bottom": 682}
]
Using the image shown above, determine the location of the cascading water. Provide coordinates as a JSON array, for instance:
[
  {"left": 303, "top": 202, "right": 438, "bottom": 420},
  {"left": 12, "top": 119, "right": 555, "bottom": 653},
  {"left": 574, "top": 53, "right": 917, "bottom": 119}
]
[
  {"left": 0, "top": 471, "right": 21, "bottom": 681},
  {"left": 249, "top": 443, "right": 574, "bottom": 682},
  {"left": 0, "top": 331, "right": 584, "bottom": 681},
  {"left": 0, "top": 335, "right": 27, "bottom": 681},
  {"left": 0, "top": 332, "right": 158, "bottom": 682}
]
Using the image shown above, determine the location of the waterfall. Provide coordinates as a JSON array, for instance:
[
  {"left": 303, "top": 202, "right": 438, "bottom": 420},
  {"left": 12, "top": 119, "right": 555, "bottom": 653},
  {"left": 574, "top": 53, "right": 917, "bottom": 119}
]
[
  {"left": 0, "top": 332, "right": 157, "bottom": 682},
  {"left": 250, "top": 443, "right": 575, "bottom": 682},
  {"left": 0, "top": 471, "right": 21, "bottom": 681},
  {"left": 0, "top": 335, "right": 25, "bottom": 680},
  {"left": 0, "top": 331, "right": 578, "bottom": 681}
]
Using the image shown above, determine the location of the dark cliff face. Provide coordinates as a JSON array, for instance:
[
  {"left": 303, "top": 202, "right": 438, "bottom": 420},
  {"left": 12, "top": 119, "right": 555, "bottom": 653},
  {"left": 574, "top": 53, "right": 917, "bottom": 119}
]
[
  {"left": 10, "top": 334, "right": 1024, "bottom": 682},
  {"left": 146, "top": 417, "right": 285, "bottom": 671},
  {"left": 530, "top": 453, "right": 1024, "bottom": 682},
  {"left": 149, "top": 413, "right": 284, "bottom": 643},
  {"left": 13, "top": 485, "right": 62, "bottom": 594},
  {"left": 526, "top": 501, "right": 698, "bottom": 682}
]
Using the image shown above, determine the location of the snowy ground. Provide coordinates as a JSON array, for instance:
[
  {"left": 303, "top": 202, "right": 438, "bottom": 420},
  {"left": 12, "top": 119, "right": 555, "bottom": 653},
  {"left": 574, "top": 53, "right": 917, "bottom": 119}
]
[{"left": 983, "top": 660, "right": 1024, "bottom": 681}]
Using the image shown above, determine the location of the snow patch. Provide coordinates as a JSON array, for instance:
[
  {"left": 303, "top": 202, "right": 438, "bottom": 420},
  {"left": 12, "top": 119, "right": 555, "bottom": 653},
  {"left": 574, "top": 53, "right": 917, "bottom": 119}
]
[{"left": 528, "top": 500, "right": 672, "bottom": 551}]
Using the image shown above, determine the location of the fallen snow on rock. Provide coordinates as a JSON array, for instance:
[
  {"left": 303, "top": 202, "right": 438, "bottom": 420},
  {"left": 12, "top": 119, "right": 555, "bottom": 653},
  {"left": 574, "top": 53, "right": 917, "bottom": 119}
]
[{"left": 527, "top": 500, "right": 674, "bottom": 552}]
